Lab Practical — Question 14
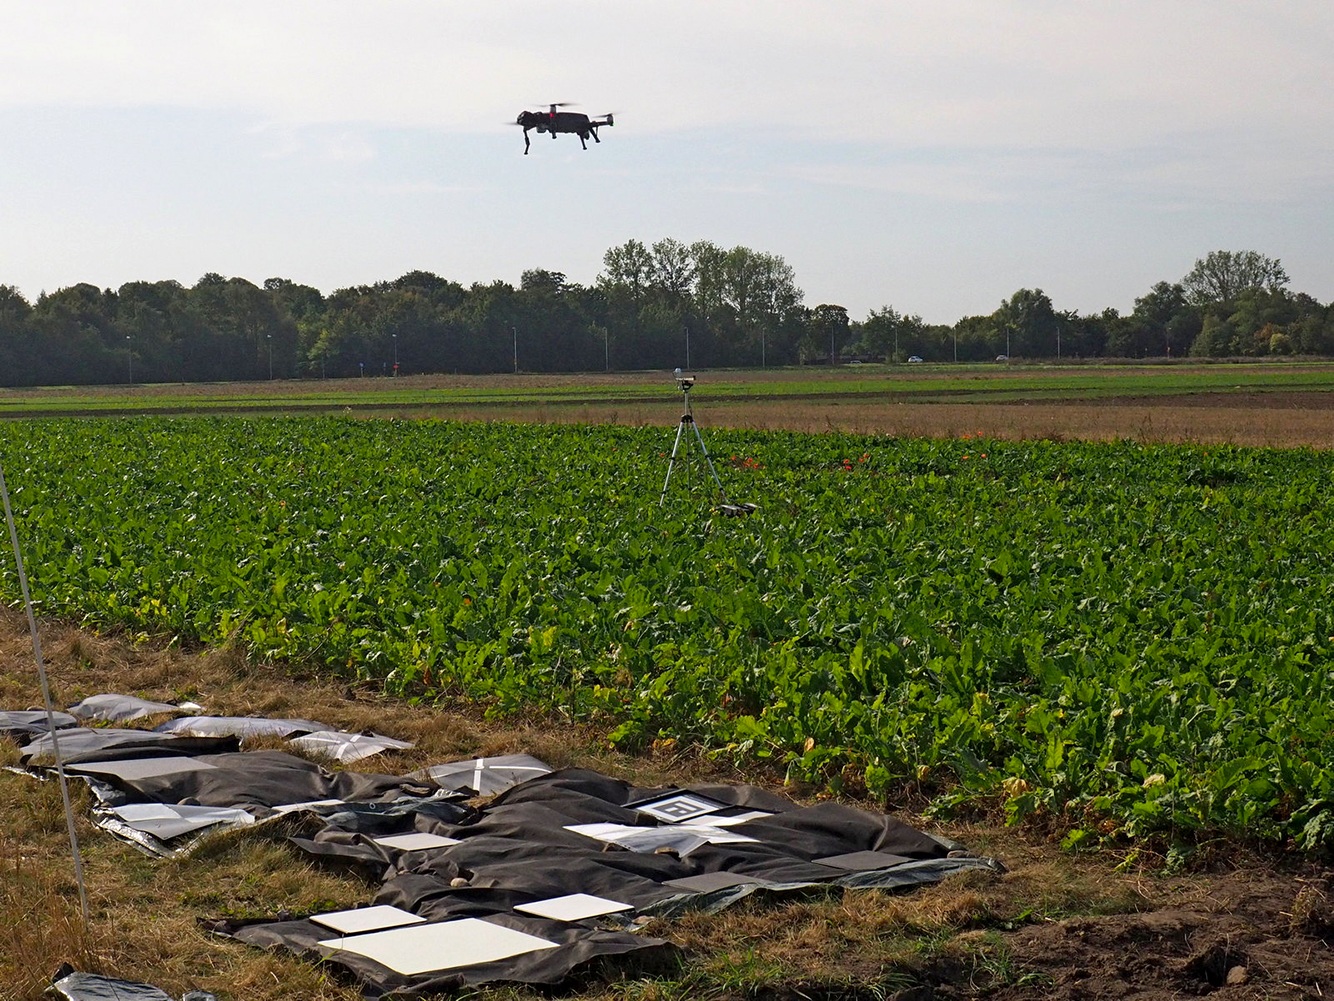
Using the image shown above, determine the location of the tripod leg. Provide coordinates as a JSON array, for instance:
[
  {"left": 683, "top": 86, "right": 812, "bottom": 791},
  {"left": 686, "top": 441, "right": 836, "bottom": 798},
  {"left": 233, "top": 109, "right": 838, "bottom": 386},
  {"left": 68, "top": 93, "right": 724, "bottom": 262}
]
[
  {"left": 689, "top": 420, "right": 730, "bottom": 504},
  {"left": 659, "top": 420, "right": 688, "bottom": 505}
]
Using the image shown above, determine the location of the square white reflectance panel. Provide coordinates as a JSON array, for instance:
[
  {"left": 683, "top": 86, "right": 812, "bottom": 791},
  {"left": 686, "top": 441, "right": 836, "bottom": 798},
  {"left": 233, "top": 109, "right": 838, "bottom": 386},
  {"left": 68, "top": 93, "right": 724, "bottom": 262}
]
[
  {"left": 318, "top": 918, "right": 558, "bottom": 976},
  {"left": 311, "top": 904, "right": 427, "bottom": 935},
  {"left": 513, "top": 893, "right": 633, "bottom": 922},
  {"left": 634, "top": 792, "right": 726, "bottom": 823},
  {"left": 372, "top": 832, "right": 460, "bottom": 852}
]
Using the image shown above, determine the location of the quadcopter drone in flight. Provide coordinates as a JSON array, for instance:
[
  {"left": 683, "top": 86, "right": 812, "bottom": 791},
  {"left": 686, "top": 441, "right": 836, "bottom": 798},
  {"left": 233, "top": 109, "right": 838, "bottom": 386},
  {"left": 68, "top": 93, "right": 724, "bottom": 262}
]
[{"left": 514, "top": 103, "right": 614, "bottom": 155}]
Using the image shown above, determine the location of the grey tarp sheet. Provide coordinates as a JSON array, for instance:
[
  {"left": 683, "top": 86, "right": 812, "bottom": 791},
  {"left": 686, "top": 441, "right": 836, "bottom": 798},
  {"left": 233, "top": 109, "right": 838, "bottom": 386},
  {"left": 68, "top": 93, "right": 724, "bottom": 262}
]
[
  {"left": 0, "top": 709, "right": 77, "bottom": 738},
  {"left": 67, "top": 693, "right": 182, "bottom": 723},
  {"left": 210, "top": 767, "right": 1001, "bottom": 995},
  {"left": 154, "top": 715, "right": 333, "bottom": 739},
  {"left": 49, "top": 966, "right": 216, "bottom": 1001}
]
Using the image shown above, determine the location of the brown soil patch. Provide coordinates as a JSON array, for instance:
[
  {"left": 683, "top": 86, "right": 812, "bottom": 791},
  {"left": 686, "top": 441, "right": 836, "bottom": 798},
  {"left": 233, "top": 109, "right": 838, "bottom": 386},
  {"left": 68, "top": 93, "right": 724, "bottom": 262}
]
[{"left": 385, "top": 395, "right": 1334, "bottom": 449}]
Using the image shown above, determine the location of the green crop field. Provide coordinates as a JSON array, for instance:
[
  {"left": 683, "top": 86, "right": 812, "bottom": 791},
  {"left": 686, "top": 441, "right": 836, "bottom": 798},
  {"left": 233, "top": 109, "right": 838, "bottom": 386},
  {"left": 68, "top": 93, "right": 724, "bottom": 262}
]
[{"left": 3, "top": 416, "right": 1333, "bottom": 849}]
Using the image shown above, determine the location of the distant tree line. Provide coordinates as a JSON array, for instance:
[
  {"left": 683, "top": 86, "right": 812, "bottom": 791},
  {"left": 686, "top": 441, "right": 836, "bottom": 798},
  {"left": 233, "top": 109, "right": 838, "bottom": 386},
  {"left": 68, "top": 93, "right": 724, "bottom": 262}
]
[{"left": 1, "top": 246, "right": 1331, "bottom": 387}]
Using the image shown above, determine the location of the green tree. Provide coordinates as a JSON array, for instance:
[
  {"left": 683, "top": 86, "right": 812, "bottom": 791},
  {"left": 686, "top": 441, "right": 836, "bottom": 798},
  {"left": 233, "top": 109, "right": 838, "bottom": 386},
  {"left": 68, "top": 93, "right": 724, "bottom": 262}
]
[
  {"left": 992, "top": 289, "right": 1057, "bottom": 357},
  {"left": 803, "top": 304, "right": 850, "bottom": 364},
  {"left": 857, "top": 305, "right": 924, "bottom": 362},
  {"left": 1181, "top": 250, "right": 1288, "bottom": 308}
]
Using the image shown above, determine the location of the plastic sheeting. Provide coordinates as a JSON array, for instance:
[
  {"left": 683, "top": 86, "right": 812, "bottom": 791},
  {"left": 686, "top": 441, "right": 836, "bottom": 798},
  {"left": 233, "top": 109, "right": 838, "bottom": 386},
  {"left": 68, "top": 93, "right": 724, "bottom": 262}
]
[
  {"left": 288, "top": 730, "right": 415, "bottom": 764},
  {"left": 155, "top": 716, "right": 333, "bottom": 739},
  {"left": 49, "top": 966, "right": 216, "bottom": 1001},
  {"left": 0, "top": 709, "right": 77, "bottom": 738},
  {"left": 67, "top": 693, "right": 182, "bottom": 723},
  {"left": 209, "top": 768, "right": 1003, "bottom": 995},
  {"left": 410, "top": 754, "right": 553, "bottom": 796}
]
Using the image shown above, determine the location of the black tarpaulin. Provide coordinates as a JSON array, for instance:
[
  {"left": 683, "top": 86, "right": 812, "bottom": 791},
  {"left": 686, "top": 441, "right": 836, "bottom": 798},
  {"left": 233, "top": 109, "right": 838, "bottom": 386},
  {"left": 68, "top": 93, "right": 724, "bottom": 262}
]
[
  {"left": 216, "top": 768, "right": 1003, "bottom": 994},
  {"left": 210, "top": 910, "right": 678, "bottom": 996},
  {"left": 73, "top": 750, "right": 443, "bottom": 812},
  {"left": 20, "top": 728, "right": 220, "bottom": 763}
]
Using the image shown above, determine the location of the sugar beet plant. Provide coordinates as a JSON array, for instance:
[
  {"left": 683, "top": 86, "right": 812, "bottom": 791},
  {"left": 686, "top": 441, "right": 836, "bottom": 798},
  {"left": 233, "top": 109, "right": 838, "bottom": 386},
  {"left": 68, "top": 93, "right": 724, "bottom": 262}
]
[{"left": 2, "top": 418, "right": 1333, "bottom": 848}]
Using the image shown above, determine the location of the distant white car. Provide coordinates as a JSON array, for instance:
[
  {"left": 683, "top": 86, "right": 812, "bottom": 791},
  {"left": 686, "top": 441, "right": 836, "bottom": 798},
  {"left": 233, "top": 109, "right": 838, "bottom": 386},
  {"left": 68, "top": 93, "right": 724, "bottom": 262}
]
[
  {"left": 996, "top": 354, "right": 1008, "bottom": 362},
  {"left": 907, "top": 355, "right": 923, "bottom": 363}
]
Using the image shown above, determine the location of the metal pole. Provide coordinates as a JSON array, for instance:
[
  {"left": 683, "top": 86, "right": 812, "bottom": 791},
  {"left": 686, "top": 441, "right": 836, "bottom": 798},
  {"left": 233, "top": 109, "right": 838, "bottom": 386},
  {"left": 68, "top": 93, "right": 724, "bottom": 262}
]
[
  {"left": 605, "top": 328, "right": 609, "bottom": 372},
  {"left": 685, "top": 325, "right": 690, "bottom": 369},
  {"left": 0, "top": 459, "right": 90, "bottom": 927},
  {"left": 125, "top": 335, "right": 132, "bottom": 384},
  {"left": 512, "top": 326, "right": 518, "bottom": 374},
  {"left": 267, "top": 334, "right": 272, "bottom": 379},
  {"left": 393, "top": 333, "right": 398, "bottom": 375}
]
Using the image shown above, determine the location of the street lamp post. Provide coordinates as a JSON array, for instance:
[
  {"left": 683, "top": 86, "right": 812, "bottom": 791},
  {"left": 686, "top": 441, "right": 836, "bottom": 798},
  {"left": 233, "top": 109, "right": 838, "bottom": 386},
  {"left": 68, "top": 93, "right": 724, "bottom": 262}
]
[
  {"left": 511, "top": 326, "right": 518, "bottom": 374},
  {"left": 125, "top": 335, "right": 132, "bottom": 384},
  {"left": 604, "top": 328, "right": 609, "bottom": 372},
  {"left": 267, "top": 334, "right": 273, "bottom": 380},
  {"left": 684, "top": 325, "right": 690, "bottom": 369},
  {"left": 392, "top": 333, "right": 398, "bottom": 376}
]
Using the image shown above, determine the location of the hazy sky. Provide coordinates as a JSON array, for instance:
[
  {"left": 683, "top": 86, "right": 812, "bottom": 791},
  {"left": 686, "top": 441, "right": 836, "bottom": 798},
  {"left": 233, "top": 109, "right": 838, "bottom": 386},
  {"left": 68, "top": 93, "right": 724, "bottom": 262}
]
[{"left": 2, "top": 1, "right": 1330, "bottom": 323}]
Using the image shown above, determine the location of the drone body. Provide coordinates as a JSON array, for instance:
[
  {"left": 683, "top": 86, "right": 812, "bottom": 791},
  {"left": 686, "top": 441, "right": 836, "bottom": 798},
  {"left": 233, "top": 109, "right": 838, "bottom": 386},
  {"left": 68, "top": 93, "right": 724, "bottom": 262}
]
[{"left": 515, "top": 104, "right": 614, "bottom": 155}]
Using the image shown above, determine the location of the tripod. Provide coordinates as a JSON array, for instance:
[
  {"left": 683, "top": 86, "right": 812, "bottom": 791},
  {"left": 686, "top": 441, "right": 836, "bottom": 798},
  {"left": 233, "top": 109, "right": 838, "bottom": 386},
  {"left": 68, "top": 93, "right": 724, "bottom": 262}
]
[{"left": 660, "top": 381, "right": 730, "bottom": 506}]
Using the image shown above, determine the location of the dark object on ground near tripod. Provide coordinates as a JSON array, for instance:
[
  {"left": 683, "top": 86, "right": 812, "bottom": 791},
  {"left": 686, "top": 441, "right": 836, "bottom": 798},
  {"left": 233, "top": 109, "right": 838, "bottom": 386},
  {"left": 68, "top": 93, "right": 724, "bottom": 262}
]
[{"left": 719, "top": 503, "right": 758, "bottom": 517}]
